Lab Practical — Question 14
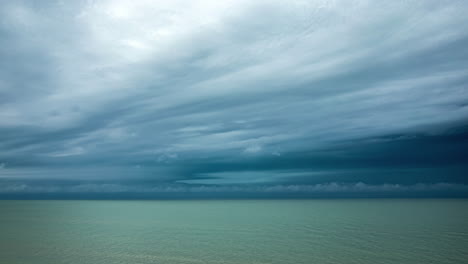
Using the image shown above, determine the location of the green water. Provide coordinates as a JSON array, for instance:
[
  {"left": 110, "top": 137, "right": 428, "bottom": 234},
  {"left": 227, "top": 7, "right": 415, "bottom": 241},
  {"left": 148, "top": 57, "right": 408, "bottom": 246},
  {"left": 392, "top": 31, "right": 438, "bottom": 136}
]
[{"left": 1, "top": 200, "right": 467, "bottom": 264}]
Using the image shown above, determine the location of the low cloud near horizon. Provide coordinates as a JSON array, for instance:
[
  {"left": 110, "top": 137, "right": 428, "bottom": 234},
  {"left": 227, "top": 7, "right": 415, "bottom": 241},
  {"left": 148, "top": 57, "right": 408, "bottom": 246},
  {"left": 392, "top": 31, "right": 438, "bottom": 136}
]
[{"left": 1, "top": 0, "right": 467, "bottom": 198}]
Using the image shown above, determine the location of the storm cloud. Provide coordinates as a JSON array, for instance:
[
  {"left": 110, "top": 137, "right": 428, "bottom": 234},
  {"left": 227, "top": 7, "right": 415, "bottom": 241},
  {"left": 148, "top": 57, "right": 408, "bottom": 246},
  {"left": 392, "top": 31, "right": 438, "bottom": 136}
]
[{"left": 1, "top": 0, "right": 467, "bottom": 198}]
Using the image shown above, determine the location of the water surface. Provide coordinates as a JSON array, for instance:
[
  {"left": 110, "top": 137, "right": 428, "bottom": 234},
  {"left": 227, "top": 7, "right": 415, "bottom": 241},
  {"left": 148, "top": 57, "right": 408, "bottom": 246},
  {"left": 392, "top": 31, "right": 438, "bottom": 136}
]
[{"left": 1, "top": 199, "right": 467, "bottom": 264}]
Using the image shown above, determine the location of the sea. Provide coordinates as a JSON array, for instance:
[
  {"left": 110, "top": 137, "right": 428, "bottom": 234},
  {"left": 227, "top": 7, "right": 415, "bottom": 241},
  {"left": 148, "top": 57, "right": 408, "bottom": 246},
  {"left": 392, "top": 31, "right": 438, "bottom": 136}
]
[{"left": 1, "top": 199, "right": 467, "bottom": 264}]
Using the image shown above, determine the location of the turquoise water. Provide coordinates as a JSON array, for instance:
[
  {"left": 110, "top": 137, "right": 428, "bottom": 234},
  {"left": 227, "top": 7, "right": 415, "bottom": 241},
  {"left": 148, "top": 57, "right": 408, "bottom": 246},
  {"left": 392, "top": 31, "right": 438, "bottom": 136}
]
[{"left": 1, "top": 200, "right": 467, "bottom": 264}]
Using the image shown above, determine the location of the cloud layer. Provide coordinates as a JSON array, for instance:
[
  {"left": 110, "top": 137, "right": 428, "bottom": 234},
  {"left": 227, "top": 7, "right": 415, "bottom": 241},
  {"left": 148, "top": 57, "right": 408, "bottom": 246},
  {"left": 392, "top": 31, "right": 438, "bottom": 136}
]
[{"left": 1, "top": 0, "right": 467, "bottom": 197}]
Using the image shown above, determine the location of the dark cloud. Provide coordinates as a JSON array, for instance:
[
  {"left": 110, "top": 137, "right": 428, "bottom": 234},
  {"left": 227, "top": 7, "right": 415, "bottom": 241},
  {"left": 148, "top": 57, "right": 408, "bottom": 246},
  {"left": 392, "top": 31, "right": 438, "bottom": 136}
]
[{"left": 1, "top": 0, "right": 468, "bottom": 198}]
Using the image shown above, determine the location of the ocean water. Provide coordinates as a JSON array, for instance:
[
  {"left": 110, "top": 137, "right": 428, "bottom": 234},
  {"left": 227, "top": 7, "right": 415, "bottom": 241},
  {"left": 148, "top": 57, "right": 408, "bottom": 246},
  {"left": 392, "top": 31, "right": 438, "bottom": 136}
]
[{"left": 1, "top": 200, "right": 467, "bottom": 264}]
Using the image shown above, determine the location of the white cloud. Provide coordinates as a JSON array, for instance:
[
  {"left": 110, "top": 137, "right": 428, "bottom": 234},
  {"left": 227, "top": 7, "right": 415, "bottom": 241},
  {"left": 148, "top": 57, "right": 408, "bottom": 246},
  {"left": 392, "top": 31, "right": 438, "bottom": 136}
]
[
  {"left": 1, "top": 182, "right": 467, "bottom": 194},
  {"left": 48, "top": 146, "right": 85, "bottom": 157},
  {"left": 244, "top": 145, "right": 262, "bottom": 154},
  {"left": 1, "top": 0, "right": 467, "bottom": 187}
]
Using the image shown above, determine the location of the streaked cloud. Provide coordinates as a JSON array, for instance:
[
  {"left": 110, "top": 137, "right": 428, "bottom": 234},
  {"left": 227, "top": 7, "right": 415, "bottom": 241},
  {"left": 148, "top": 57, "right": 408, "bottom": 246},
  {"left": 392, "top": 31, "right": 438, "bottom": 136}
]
[{"left": 1, "top": 0, "right": 467, "bottom": 197}]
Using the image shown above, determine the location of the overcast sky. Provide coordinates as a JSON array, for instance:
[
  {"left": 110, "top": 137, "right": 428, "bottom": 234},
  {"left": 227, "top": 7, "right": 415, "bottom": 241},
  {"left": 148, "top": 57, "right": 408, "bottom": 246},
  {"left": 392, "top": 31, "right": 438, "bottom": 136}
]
[{"left": 1, "top": 0, "right": 467, "bottom": 198}]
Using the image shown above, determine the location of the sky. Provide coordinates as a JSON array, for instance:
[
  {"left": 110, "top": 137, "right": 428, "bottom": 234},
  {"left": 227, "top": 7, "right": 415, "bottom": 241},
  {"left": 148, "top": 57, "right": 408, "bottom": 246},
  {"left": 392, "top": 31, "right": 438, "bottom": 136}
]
[{"left": 0, "top": 0, "right": 467, "bottom": 198}]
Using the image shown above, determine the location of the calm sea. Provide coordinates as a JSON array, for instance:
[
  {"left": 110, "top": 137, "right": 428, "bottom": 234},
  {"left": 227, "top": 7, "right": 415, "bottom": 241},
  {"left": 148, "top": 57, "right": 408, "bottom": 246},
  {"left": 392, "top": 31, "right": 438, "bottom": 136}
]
[{"left": 1, "top": 200, "right": 467, "bottom": 264}]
